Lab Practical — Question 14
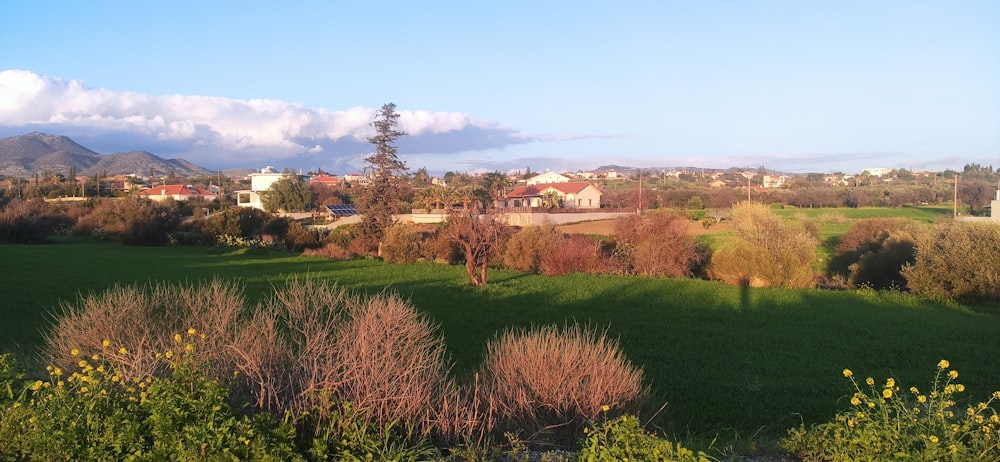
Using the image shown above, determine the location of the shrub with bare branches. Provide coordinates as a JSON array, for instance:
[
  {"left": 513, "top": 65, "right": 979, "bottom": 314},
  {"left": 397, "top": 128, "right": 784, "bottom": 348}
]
[
  {"left": 612, "top": 212, "right": 700, "bottom": 277},
  {"left": 480, "top": 323, "right": 647, "bottom": 447},
  {"left": 540, "top": 234, "right": 602, "bottom": 276},
  {"left": 445, "top": 210, "right": 512, "bottom": 286}
]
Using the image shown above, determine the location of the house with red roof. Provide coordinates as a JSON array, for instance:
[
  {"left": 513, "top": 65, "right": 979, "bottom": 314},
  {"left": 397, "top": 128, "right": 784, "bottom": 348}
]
[
  {"left": 139, "top": 185, "right": 219, "bottom": 202},
  {"left": 309, "top": 173, "right": 341, "bottom": 187},
  {"left": 503, "top": 181, "right": 602, "bottom": 209}
]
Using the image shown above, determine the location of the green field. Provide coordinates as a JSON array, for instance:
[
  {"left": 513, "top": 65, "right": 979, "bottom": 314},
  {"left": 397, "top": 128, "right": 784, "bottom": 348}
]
[{"left": 2, "top": 237, "right": 999, "bottom": 441}]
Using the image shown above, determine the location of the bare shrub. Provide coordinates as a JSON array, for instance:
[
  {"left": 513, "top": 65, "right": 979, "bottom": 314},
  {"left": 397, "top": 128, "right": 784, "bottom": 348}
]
[
  {"left": 481, "top": 323, "right": 647, "bottom": 447},
  {"left": 302, "top": 242, "right": 355, "bottom": 260},
  {"left": 504, "top": 225, "right": 560, "bottom": 273},
  {"left": 445, "top": 210, "right": 512, "bottom": 286},
  {"left": 710, "top": 201, "right": 817, "bottom": 288},
  {"left": 46, "top": 283, "right": 174, "bottom": 381},
  {"left": 902, "top": 222, "right": 1000, "bottom": 300},
  {"left": 421, "top": 226, "right": 463, "bottom": 264},
  {"left": 74, "top": 196, "right": 183, "bottom": 245},
  {"left": 612, "top": 212, "right": 699, "bottom": 277},
  {"left": 381, "top": 223, "right": 422, "bottom": 263},
  {"left": 540, "top": 234, "right": 602, "bottom": 276},
  {"left": 334, "top": 291, "right": 451, "bottom": 431}
]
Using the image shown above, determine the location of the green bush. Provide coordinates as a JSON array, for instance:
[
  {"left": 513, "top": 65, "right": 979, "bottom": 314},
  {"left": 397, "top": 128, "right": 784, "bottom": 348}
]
[
  {"left": 829, "top": 218, "right": 919, "bottom": 290},
  {"left": 578, "top": 414, "right": 711, "bottom": 462},
  {"left": 902, "top": 221, "right": 1000, "bottom": 300},
  {"left": 381, "top": 223, "right": 423, "bottom": 263},
  {"left": 504, "top": 225, "right": 561, "bottom": 273},
  {"left": 0, "top": 344, "right": 300, "bottom": 461},
  {"left": 783, "top": 361, "right": 1000, "bottom": 461},
  {"left": 710, "top": 201, "right": 817, "bottom": 288}
]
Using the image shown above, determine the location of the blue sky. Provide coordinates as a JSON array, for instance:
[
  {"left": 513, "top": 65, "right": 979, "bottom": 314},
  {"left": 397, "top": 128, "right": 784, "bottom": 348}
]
[{"left": 1, "top": 1, "right": 998, "bottom": 175}]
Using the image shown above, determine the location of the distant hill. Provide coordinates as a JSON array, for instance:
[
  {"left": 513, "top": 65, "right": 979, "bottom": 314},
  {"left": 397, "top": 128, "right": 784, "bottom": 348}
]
[{"left": 0, "top": 132, "right": 213, "bottom": 178}]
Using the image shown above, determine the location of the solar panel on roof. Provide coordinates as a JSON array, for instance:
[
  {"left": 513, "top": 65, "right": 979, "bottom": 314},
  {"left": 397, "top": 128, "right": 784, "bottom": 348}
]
[{"left": 325, "top": 204, "right": 358, "bottom": 216}]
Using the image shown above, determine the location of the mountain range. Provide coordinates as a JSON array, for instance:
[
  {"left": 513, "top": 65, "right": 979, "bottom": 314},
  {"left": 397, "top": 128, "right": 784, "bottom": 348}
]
[{"left": 0, "top": 132, "right": 214, "bottom": 178}]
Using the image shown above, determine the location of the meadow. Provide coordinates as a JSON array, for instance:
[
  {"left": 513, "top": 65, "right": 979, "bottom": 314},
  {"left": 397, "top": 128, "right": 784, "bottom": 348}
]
[{"left": 2, "top": 236, "right": 998, "bottom": 442}]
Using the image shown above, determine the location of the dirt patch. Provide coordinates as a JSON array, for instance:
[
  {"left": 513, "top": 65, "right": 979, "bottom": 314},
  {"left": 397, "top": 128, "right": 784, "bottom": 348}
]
[{"left": 556, "top": 218, "right": 731, "bottom": 237}]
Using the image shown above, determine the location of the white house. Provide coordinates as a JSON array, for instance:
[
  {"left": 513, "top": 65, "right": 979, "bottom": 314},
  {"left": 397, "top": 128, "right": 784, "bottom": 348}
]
[
  {"left": 235, "top": 166, "right": 296, "bottom": 210},
  {"left": 504, "top": 182, "right": 603, "bottom": 209},
  {"left": 526, "top": 171, "right": 571, "bottom": 186},
  {"left": 863, "top": 167, "right": 892, "bottom": 177}
]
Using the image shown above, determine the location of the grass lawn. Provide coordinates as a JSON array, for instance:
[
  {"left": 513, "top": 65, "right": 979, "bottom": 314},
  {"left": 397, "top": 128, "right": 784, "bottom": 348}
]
[{"left": 2, "top": 237, "right": 999, "bottom": 441}]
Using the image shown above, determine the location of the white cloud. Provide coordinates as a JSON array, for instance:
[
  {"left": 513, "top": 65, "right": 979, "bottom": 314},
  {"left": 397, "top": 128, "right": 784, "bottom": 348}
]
[{"left": 0, "top": 70, "right": 562, "bottom": 169}]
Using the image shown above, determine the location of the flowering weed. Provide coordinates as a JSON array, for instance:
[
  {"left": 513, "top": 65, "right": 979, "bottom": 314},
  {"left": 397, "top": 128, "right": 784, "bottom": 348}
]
[{"left": 783, "top": 361, "right": 1000, "bottom": 461}]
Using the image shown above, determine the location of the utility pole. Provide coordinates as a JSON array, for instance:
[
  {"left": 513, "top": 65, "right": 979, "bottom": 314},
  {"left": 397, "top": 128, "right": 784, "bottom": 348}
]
[{"left": 954, "top": 174, "right": 959, "bottom": 218}]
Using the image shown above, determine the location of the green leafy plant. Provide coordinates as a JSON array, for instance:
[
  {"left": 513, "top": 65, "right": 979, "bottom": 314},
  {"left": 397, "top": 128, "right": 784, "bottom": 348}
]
[
  {"left": 783, "top": 360, "right": 1000, "bottom": 461},
  {"left": 0, "top": 339, "right": 300, "bottom": 461},
  {"left": 577, "top": 413, "right": 711, "bottom": 461}
]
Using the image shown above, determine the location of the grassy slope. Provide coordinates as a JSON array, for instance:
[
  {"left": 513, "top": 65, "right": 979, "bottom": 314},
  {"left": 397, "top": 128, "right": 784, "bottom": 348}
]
[{"left": 2, "top": 237, "right": 998, "bottom": 439}]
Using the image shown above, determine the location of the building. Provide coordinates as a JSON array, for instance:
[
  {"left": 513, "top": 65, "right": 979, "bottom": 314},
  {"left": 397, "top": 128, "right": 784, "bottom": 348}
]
[
  {"left": 503, "top": 182, "right": 602, "bottom": 209},
  {"left": 139, "top": 185, "right": 218, "bottom": 202},
  {"left": 525, "top": 171, "right": 570, "bottom": 186},
  {"left": 762, "top": 175, "right": 789, "bottom": 188},
  {"left": 863, "top": 167, "right": 892, "bottom": 177},
  {"left": 235, "top": 166, "right": 301, "bottom": 210},
  {"left": 309, "top": 173, "right": 341, "bottom": 187}
]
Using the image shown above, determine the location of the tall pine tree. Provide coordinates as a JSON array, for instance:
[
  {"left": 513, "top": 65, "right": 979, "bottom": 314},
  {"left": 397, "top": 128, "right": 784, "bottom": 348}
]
[{"left": 356, "top": 103, "right": 407, "bottom": 247}]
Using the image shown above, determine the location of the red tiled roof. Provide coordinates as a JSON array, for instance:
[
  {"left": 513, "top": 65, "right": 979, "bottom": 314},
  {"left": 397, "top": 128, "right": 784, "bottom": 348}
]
[
  {"left": 506, "top": 182, "right": 595, "bottom": 198},
  {"left": 139, "top": 185, "right": 218, "bottom": 198}
]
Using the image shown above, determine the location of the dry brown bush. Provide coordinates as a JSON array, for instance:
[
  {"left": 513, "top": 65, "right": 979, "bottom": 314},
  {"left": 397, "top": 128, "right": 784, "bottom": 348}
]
[
  {"left": 481, "top": 323, "right": 647, "bottom": 447},
  {"left": 46, "top": 278, "right": 458, "bottom": 442},
  {"left": 540, "top": 234, "right": 602, "bottom": 276},
  {"left": 302, "top": 242, "right": 355, "bottom": 260},
  {"left": 612, "top": 211, "right": 699, "bottom": 277},
  {"left": 334, "top": 291, "right": 451, "bottom": 430}
]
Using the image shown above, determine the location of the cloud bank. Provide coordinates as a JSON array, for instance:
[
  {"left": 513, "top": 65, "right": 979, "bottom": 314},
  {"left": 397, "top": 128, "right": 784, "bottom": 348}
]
[{"left": 0, "top": 70, "right": 557, "bottom": 171}]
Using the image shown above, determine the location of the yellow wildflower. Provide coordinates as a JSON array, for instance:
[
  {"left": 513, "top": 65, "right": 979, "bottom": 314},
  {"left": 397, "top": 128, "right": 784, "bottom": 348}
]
[
  {"left": 929, "top": 435, "right": 939, "bottom": 444},
  {"left": 910, "top": 386, "right": 919, "bottom": 394},
  {"left": 601, "top": 405, "right": 610, "bottom": 412},
  {"left": 91, "top": 354, "right": 99, "bottom": 361},
  {"left": 71, "top": 348, "right": 79, "bottom": 356},
  {"left": 165, "top": 350, "right": 173, "bottom": 359},
  {"left": 868, "top": 401, "right": 876, "bottom": 408},
  {"left": 866, "top": 377, "right": 875, "bottom": 386},
  {"left": 938, "top": 359, "right": 950, "bottom": 369},
  {"left": 957, "top": 384, "right": 965, "bottom": 392},
  {"left": 52, "top": 367, "right": 62, "bottom": 376},
  {"left": 883, "top": 388, "right": 893, "bottom": 399},
  {"left": 102, "top": 339, "right": 111, "bottom": 347},
  {"left": 850, "top": 397, "right": 862, "bottom": 406},
  {"left": 119, "top": 347, "right": 128, "bottom": 355},
  {"left": 886, "top": 378, "right": 895, "bottom": 388},
  {"left": 949, "top": 370, "right": 959, "bottom": 380},
  {"left": 78, "top": 360, "right": 88, "bottom": 368},
  {"left": 842, "top": 369, "right": 853, "bottom": 378},
  {"left": 185, "top": 343, "right": 194, "bottom": 352},
  {"left": 174, "top": 333, "right": 183, "bottom": 343},
  {"left": 187, "top": 327, "right": 197, "bottom": 336},
  {"left": 918, "top": 395, "right": 927, "bottom": 403}
]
